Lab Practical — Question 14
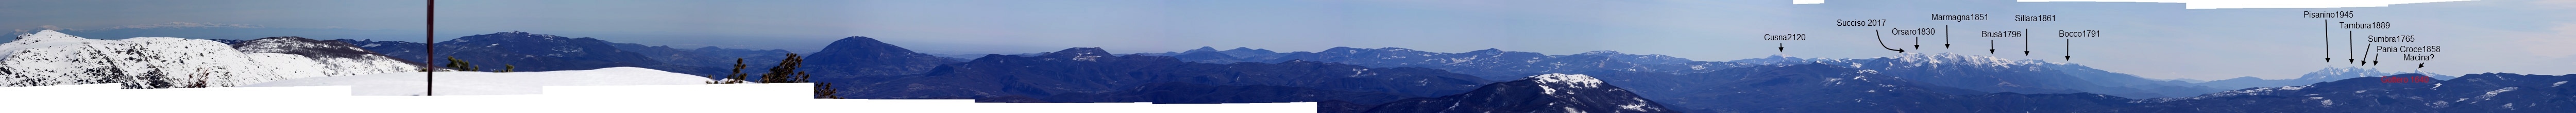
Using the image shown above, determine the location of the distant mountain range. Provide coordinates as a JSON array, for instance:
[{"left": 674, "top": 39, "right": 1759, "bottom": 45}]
[
  {"left": 793, "top": 37, "right": 958, "bottom": 79},
  {"left": 1130, "top": 46, "right": 2214, "bottom": 98},
  {"left": 428, "top": 31, "right": 667, "bottom": 72},
  {"left": 2113, "top": 73, "right": 2574, "bottom": 112},
  {"left": 2197, "top": 67, "right": 2457, "bottom": 90},
  {"left": 419, "top": 31, "right": 963, "bottom": 80},
  {"left": 843, "top": 47, "right": 1490, "bottom": 100},
  {"left": 398, "top": 32, "right": 2572, "bottom": 112},
  {"left": 1135, "top": 46, "right": 1750, "bottom": 81},
  {"left": 1732, "top": 53, "right": 2222, "bottom": 98},
  {"left": 1592, "top": 62, "right": 2136, "bottom": 112}
]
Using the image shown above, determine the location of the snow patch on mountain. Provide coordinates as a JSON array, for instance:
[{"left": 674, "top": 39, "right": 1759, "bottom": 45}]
[
  {"left": 1529, "top": 73, "right": 1604, "bottom": 89},
  {"left": 242, "top": 67, "right": 710, "bottom": 95},
  {"left": 2192, "top": 85, "right": 2313, "bottom": 100},
  {"left": 2476, "top": 87, "right": 2517, "bottom": 101},
  {"left": 1368, "top": 73, "right": 1675, "bottom": 112}
]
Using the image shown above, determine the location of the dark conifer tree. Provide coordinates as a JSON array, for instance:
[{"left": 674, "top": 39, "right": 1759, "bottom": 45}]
[
  {"left": 815, "top": 83, "right": 843, "bottom": 99},
  {"left": 443, "top": 56, "right": 478, "bottom": 72},
  {"left": 758, "top": 54, "right": 807, "bottom": 83},
  {"left": 716, "top": 58, "right": 752, "bottom": 84}
]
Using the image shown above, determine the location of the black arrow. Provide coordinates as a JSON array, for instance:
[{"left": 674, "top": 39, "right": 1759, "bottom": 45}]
[
  {"left": 1778, "top": 43, "right": 1785, "bottom": 52},
  {"left": 2325, "top": 20, "right": 2331, "bottom": 62},
  {"left": 1944, "top": 25, "right": 1951, "bottom": 49},
  {"left": 2371, "top": 53, "right": 2382, "bottom": 66},
  {"left": 2065, "top": 39, "right": 2072, "bottom": 60},
  {"left": 1913, "top": 36, "right": 1921, "bottom": 50},
  {"left": 1989, "top": 40, "right": 1996, "bottom": 54},
  {"left": 2348, "top": 30, "right": 2354, "bottom": 64},
  {"left": 1877, "top": 30, "right": 1904, "bottom": 53},
  {"left": 2417, "top": 63, "right": 2424, "bottom": 68},
  {"left": 2023, "top": 29, "right": 2030, "bottom": 56}
]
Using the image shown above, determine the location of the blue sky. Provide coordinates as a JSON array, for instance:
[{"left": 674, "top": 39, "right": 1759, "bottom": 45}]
[
  {"left": 0, "top": 0, "right": 425, "bottom": 42},
  {"left": 0, "top": 0, "right": 425, "bottom": 31}
]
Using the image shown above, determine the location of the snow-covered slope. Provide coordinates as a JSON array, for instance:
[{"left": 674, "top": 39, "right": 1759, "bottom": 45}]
[
  {"left": 0, "top": 30, "right": 414, "bottom": 89},
  {"left": 242, "top": 67, "right": 711, "bottom": 95},
  {"left": 231, "top": 37, "right": 426, "bottom": 76}
]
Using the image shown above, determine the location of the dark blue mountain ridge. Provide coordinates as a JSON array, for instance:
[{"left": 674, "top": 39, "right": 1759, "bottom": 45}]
[
  {"left": 1611, "top": 62, "right": 2136, "bottom": 112},
  {"left": 792, "top": 36, "right": 958, "bottom": 79},
  {"left": 1138, "top": 46, "right": 2211, "bottom": 98},
  {"left": 833, "top": 47, "right": 1492, "bottom": 101},
  {"left": 1133, "top": 46, "right": 1278, "bottom": 58},
  {"left": 1174, "top": 46, "right": 1222, "bottom": 55},
  {"left": 428, "top": 31, "right": 667, "bottom": 72},
  {"left": 1363, "top": 73, "right": 1679, "bottom": 113},
  {"left": 1019, "top": 82, "right": 1419, "bottom": 105},
  {"left": 1240, "top": 47, "right": 1758, "bottom": 80},
  {"left": 1218, "top": 47, "right": 1279, "bottom": 58},
  {"left": 1167, "top": 50, "right": 1246, "bottom": 63},
  {"left": 604, "top": 42, "right": 795, "bottom": 76},
  {"left": 2196, "top": 67, "right": 2458, "bottom": 90},
  {"left": 1710, "top": 53, "right": 2218, "bottom": 98}
]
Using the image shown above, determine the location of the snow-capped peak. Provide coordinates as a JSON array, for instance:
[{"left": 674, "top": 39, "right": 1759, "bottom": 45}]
[
  {"left": 2293, "top": 67, "right": 2400, "bottom": 81},
  {"left": 15, "top": 30, "right": 76, "bottom": 40},
  {"left": 1527, "top": 73, "right": 1604, "bottom": 89},
  {"left": 1, "top": 30, "right": 117, "bottom": 60},
  {"left": 1882, "top": 53, "right": 2046, "bottom": 68},
  {"left": 1579, "top": 51, "right": 1623, "bottom": 55}
]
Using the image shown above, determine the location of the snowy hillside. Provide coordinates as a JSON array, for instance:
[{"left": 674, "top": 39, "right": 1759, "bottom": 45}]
[
  {"left": 230, "top": 37, "right": 426, "bottom": 76},
  {"left": 242, "top": 67, "right": 712, "bottom": 95},
  {"left": 0, "top": 30, "right": 416, "bottom": 89}
]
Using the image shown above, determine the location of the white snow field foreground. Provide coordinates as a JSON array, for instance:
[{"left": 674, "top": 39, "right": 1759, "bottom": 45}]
[
  {"left": 241, "top": 67, "right": 711, "bottom": 95},
  {"left": 0, "top": 78, "right": 1313, "bottom": 112}
]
